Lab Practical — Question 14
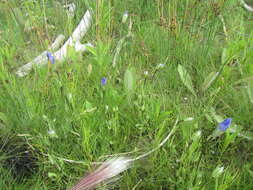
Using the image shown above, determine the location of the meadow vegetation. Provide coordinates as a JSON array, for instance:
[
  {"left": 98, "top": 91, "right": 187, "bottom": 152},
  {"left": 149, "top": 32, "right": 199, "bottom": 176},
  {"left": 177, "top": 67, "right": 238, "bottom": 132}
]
[{"left": 1, "top": 0, "right": 253, "bottom": 189}]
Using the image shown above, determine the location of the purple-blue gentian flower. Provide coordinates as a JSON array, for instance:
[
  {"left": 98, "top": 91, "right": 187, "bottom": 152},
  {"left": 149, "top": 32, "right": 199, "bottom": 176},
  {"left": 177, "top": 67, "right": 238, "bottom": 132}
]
[
  {"left": 218, "top": 118, "right": 232, "bottom": 131},
  {"left": 46, "top": 52, "right": 55, "bottom": 64},
  {"left": 101, "top": 77, "right": 107, "bottom": 86}
]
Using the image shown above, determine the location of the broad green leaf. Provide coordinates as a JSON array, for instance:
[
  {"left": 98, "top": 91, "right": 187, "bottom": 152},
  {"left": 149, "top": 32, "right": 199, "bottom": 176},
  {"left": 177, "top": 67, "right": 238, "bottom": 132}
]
[
  {"left": 177, "top": 64, "right": 196, "bottom": 96},
  {"left": 201, "top": 72, "right": 219, "bottom": 92},
  {"left": 124, "top": 68, "right": 135, "bottom": 93}
]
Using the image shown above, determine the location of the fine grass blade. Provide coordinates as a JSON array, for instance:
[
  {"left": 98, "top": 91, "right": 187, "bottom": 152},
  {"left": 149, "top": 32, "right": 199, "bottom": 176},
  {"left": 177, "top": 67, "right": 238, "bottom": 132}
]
[
  {"left": 221, "top": 48, "right": 228, "bottom": 65},
  {"left": 177, "top": 64, "right": 196, "bottom": 96},
  {"left": 201, "top": 71, "right": 219, "bottom": 92},
  {"left": 238, "top": 131, "right": 253, "bottom": 141},
  {"left": 233, "top": 76, "right": 253, "bottom": 86}
]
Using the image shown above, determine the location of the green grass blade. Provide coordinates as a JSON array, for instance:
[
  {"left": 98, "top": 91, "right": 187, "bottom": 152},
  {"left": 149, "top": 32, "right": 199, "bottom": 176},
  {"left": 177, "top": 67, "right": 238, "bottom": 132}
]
[
  {"left": 201, "top": 71, "right": 219, "bottom": 92},
  {"left": 221, "top": 48, "right": 228, "bottom": 65},
  {"left": 177, "top": 64, "right": 196, "bottom": 96},
  {"left": 247, "top": 81, "right": 253, "bottom": 104}
]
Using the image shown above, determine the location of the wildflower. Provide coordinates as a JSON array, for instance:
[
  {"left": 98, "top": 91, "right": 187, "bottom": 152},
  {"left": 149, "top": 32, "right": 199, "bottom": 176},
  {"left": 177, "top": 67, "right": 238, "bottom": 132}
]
[
  {"left": 46, "top": 52, "right": 55, "bottom": 64},
  {"left": 101, "top": 77, "right": 107, "bottom": 86},
  {"left": 71, "top": 157, "right": 131, "bottom": 190},
  {"left": 218, "top": 118, "right": 232, "bottom": 131},
  {"left": 122, "top": 11, "right": 129, "bottom": 23},
  {"left": 207, "top": 118, "right": 232, "bottom": 140}
]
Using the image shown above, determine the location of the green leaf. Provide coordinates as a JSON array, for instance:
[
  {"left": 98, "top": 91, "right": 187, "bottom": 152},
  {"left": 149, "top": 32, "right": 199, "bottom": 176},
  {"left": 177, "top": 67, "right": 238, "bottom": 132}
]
[
  {"left": 177, "top": 64, "right": 196, "bottom": 96},
  {"left": 124, "top": 68, "right": 136, "bottom": 93},
  {"left": 209, "top": 107, "right": 223, "bottom": 123},
  {"left": 208, "top": 128, "right": 224, "bottom": 140},
  {"left": 247, "top": 81, "right": 253, "bottom": 104},
  {"left": 86, "top": 45, "right": 97, "bottom": 56},
  {"left": 201, "top": 72, "right": 219, "bottom": 92}
]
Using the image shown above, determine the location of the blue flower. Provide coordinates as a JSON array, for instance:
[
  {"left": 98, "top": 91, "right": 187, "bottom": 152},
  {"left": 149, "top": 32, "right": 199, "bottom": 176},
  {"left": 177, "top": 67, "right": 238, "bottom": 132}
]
[
  {"left": 46, "top": 52, "right": 55, "bottom": 64},
  {"left": 218, "top": 118, "right": 232, "bottom": 131},
  {"left": 101, "top": 77, "right": 107, "bottom": 86}
]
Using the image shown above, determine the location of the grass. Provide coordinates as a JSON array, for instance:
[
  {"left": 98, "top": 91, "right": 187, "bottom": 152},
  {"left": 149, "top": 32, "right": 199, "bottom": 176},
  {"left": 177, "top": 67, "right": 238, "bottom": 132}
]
[{"left": 1, "top": 0, "right": 253, "bottom": 189}]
